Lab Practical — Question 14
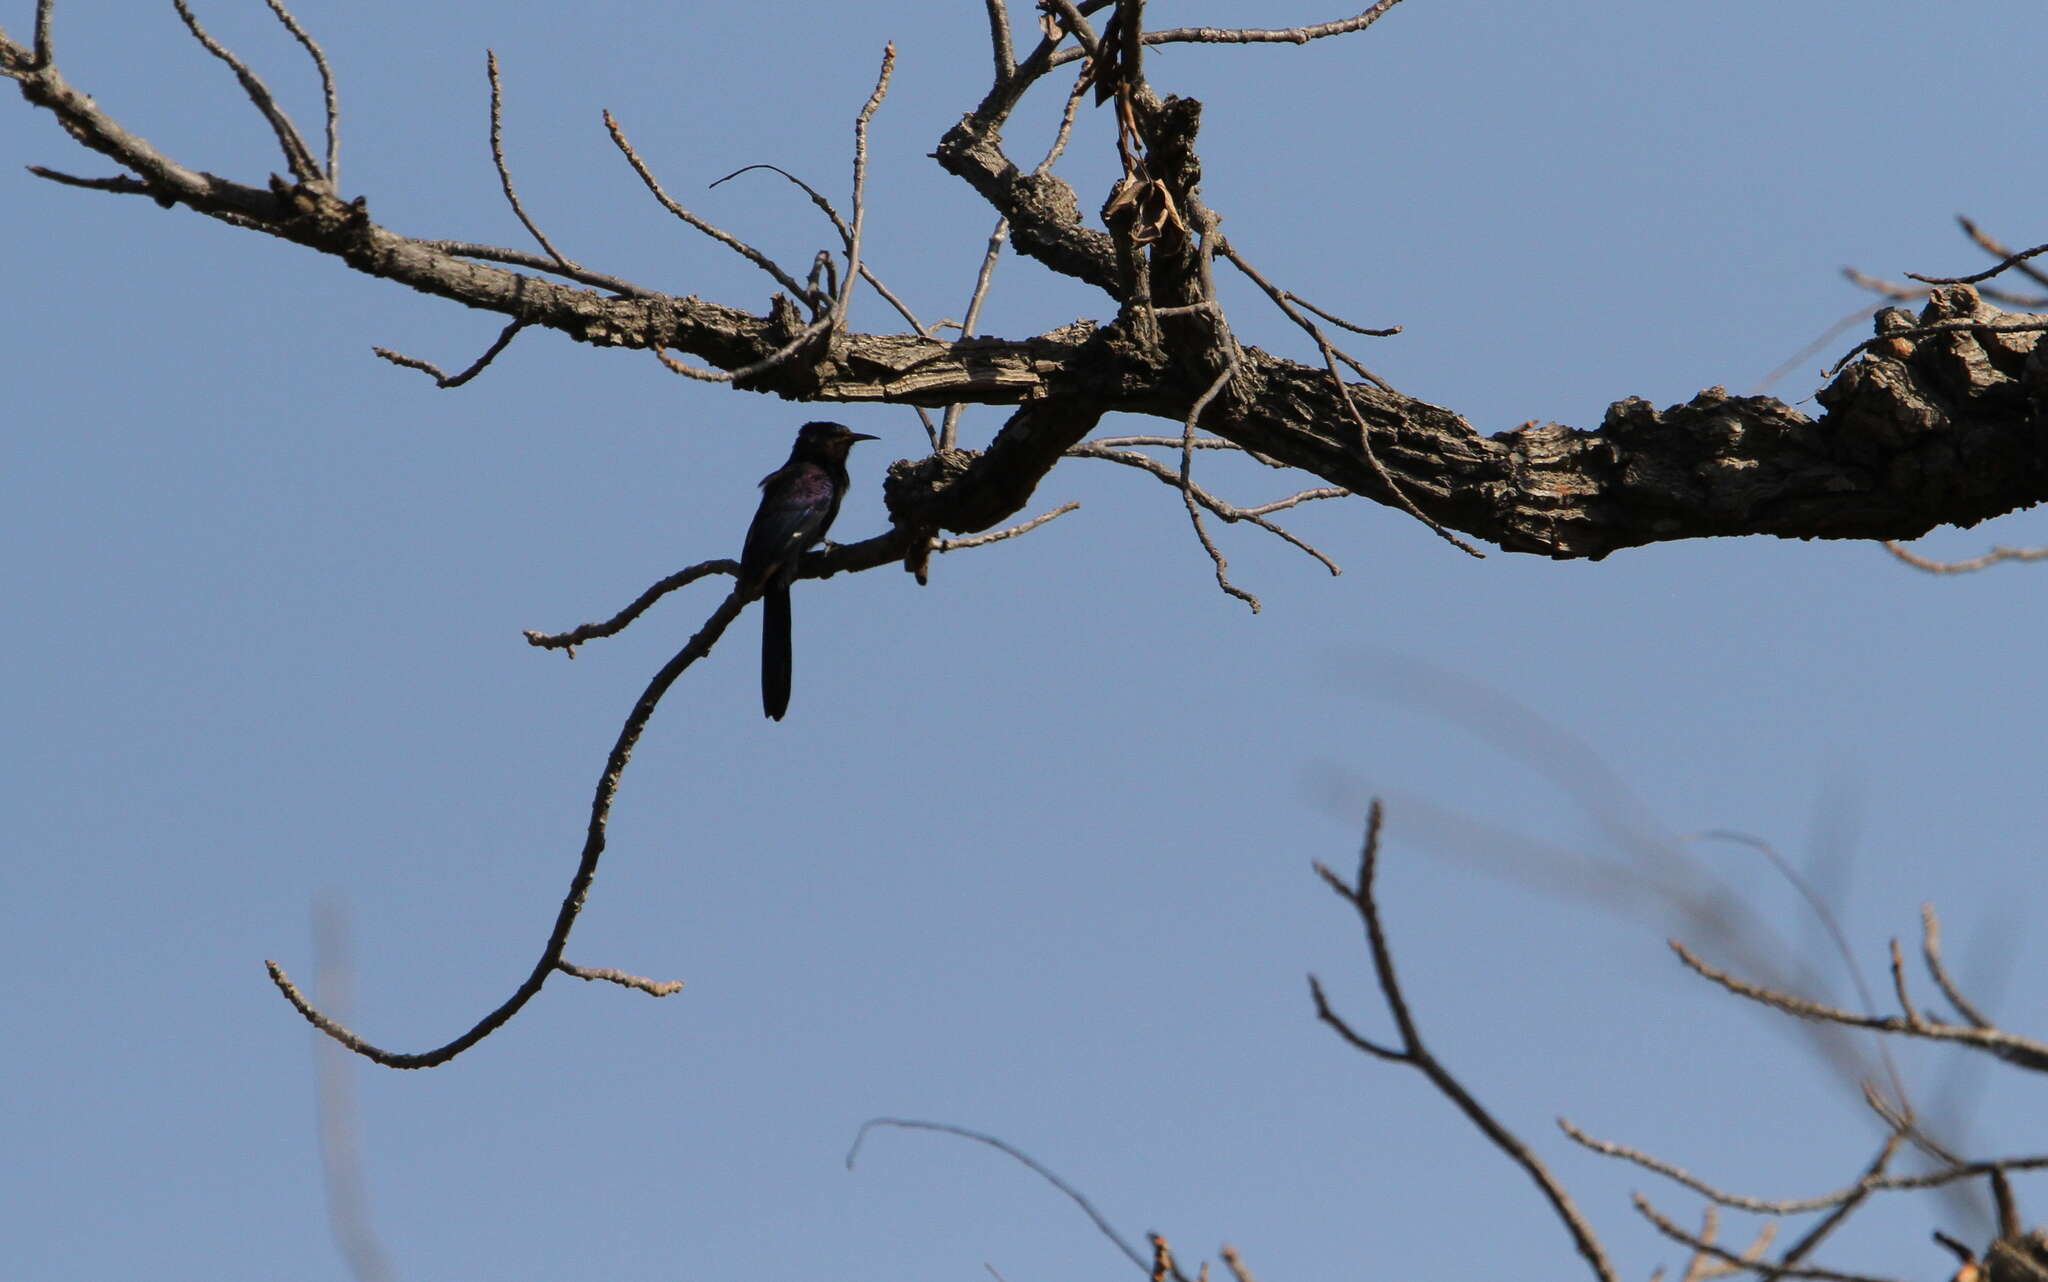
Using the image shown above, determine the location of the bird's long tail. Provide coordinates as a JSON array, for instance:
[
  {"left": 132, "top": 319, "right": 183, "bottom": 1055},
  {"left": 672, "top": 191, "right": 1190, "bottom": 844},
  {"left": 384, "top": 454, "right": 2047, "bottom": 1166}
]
[{"left": 761, "top": 583, "right": 793, "bottom": 720}]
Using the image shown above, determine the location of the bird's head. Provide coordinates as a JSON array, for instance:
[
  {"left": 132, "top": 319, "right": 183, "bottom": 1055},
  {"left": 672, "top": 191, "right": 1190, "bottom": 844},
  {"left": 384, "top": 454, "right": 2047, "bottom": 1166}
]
[{"left": 795, "top": 420, "right": 878, "bottom": 460}]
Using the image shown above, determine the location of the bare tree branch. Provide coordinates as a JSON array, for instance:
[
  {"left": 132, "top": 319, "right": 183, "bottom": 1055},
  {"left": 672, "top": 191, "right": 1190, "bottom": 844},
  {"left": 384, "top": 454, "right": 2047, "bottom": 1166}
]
[
  {"left": 1669, "top": 940, "right": 2048, "bottom": 1072},
  {"left": 263, "top": 0, "right": 338, "bottom": 184},
  {"left": 485, "top": 52, "right": 576, "bottom": 273},
  {"left": 553, "top": 960, "right": 685, "bottom": 997},
  {"left": 171, "top": 0, "right": 322, "bottom": 185},
  {"left": 847, "top": 1118, "right": 1152, "bottom": 1277},
  {"left": 1881, "top": 541, "right": 2048, "bottom": 575},
  {"left": 935, "top": 500, "right": 1081, "bottom": 551},
  {"left": 1632, "top": 1195, "right": 1906, "bottom": 1282},
  {"left": 266, "top": 590, "right": 743, "bottom": 1067},
  {"left": 602, "top": 108, "right": 812, "bottom": 303},
  {"left": 373, "top": 318, "right": 527, "bottom": 388},
  {"left": 1312, "top": 802, "right": 1619, "bottom": 1282}
]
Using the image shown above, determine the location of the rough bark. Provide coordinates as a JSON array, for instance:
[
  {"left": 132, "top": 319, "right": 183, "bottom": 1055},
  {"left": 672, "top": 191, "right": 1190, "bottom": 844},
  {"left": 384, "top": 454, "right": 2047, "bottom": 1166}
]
[{"left": 4, "top": 15, "right": 2043, "bottom": 563}]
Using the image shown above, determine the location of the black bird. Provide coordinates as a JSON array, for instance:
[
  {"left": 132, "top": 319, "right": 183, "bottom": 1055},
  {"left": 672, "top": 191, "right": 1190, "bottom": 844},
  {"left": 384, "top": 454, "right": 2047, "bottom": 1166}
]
[{"left": 739, "top": 421, "right": 877, "bottom": 720}]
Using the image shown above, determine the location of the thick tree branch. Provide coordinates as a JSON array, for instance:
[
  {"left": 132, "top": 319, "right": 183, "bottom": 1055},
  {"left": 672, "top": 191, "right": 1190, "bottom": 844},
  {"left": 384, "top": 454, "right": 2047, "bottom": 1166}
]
[{"left": 10, "top": 18, "right": 2047, "bottom": 561}]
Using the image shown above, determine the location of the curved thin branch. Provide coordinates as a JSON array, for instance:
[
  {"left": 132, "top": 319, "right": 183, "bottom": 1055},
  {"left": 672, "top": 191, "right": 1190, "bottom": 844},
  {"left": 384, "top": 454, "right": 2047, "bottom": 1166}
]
[
  {"left": 707, "top": 163, "right": 931, "bottom": 336},
  {"left": 847, "top": 1118, "right": 1151, "bottom": 1277},
  {"left": 265, "top": 588, "right": 746, "bottom": 1068},
  {"left": 524, "top": 558, "right": 739, "bottom": 653},
  {"left": 1068, "top": 442, "right": 1343, "bottom": 574},
  {"left": 1909, "top": 240, "right": 2048, "bottom": 287}
]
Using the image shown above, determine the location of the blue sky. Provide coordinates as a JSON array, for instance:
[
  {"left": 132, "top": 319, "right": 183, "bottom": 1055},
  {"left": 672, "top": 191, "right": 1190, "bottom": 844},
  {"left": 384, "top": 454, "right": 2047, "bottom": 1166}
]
[{"left": 5, "top": 2, "right": 2046, "bottom": 1279}]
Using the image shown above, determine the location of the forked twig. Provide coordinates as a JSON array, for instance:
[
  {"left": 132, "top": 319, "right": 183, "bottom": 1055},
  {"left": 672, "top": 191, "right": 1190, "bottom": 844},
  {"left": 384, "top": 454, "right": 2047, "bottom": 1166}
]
[
  {"left": 1219, "top": 242, "right": 1483, "bottom": 559},
  {"left": 260, "top": 0, "right": 338, "bottom": 184},
  {"left": 1669, "top": 940, "right": 2048, "bottom": 1071},
  {"left": 1312, "top": 802, "right": 1617, "bottom": 1282},
  {"left": 171, "top": 0, "right": 321, "bottom": 185},
  {"left": 1066, "top": 443, "right": 1345, "bottom": 574},
  {"left": 373, "top": 318, "right": 527, "bottom": 388},
  {"left": 1179, "top": 362, "right": 1261, "bottom": 610},
  {"left": 1632, "top": 1195, "right": 1903, "bottom": 1282},
  {"left": 708, "top": 163, "right": 932, "bottom": 334}
]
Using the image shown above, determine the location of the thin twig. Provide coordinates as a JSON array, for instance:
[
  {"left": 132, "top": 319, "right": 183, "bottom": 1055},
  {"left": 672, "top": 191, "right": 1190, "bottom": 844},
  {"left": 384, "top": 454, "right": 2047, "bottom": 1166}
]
[
  {"left": 372, "top": 318, "right": 527, "bottom": 388},
  {"left": 1068, "top": 444, "right": 1344, "bottom": 573},
  {"left": 1767, "top": 1133, "right": 1902, "bottom": 1280},
  {"left": 23, "top": 166, "right": 153, "bottom": 194},
  {"left": 1749, "top": 300, "right": 1885, "bottom": 396},
  {"left": 1958, "top": 216, "right": 2048, "bottom": 295},
  {"left": 847, "top": 1119, "right": 1151, "bottom": 1277},
  {"left": 523, "top": 558, "right": 739, "bottom": 653},
  {"left": 708, "top": 163, "right": 933, "bottom": 334},
  {"left": 171, "top": 0, "right": 321, "bottom": 185},
  {"left": 1285, "top": 291, "right": 1401, "bottom": 337},
  {"left": 262, "top": 0, "right": 338, "bottom": 184},
  {"left": 486, "top": 52, "right": 577, "bottom": 272},
  {"left": 936, "top": 501, "right": 1081, "bottom": 551},
  {"left": 1180, "top": 362, "right": 1261, "bottom": 610},
  {"left": 266, "top": 590, "right": 745, "bottom": 1068},
  {"left": 1558, "top": 1119, "right": 2008, "bottom": 1216},
  {"left": 1313, "top": 802, "right": 1618, "bottom": 1282},
  {"left": 1825, "top": 317, "right": 2048, "bottom": 376},
  {"left": 1920, "top": 904, "right": 1994, "bottom": 1029},
  {"left": 1034, "top": 62, "right": 1089, "bottom": 175},
  {"left": 1669, "top": 941, "right": 2048, "bottom": 1071},
  {"left": 1881, "top": 541, "right": 2048, "bottom": 575},
  {"left": 602, "top": 109, "right": 809, "bottom": 300},
  {"left": 650, "top": 318, "right": 833, "bottom": 385},
  {"left": 1908, "top": 239, "right": 2048, "bottom": 287},
  {"left": 941, "top": 218, "right": 1011, "bottom": 449},
  {"left": 1219, "top": 241, "right": 1483, "bottom": 558},
  {"left": 553, "top": 960, "right": 685, "bottom": 997},
  {"left": 1632, "top": 1195, "right": 1905, "bottom": 1282},
  {"left": 1691, "top": 829, "right": 1910, "bottom": 1114},
  {"left": 836, "top": 43, "right": 895, "bottom": 331},
  {"left": 413, "top": 239, "right": 651, "bottom": 297},
  {"left": 1089, "top": 435, "right": 1243, "bottom": 451}
]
